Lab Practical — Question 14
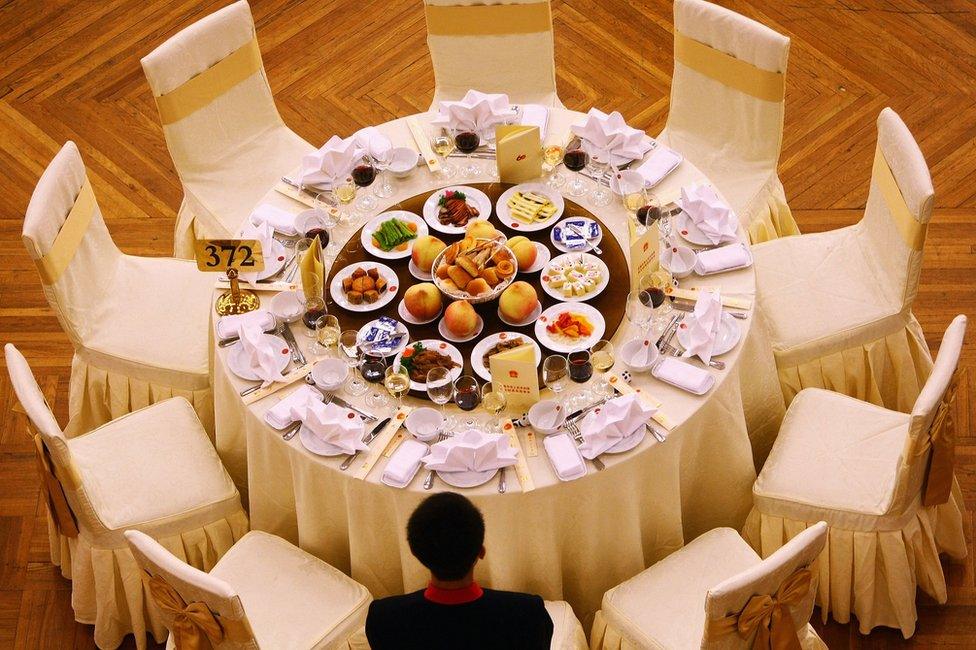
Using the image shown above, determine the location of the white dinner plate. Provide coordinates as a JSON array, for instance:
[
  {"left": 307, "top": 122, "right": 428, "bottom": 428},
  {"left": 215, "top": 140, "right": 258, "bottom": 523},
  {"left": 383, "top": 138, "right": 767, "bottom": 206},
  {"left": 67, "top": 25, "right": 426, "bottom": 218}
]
[
  {"left": 227, "top": 334, "right": 290, "bottom": 381},
  {"left": 605, "top": 426, "right": 646, "bottom": 454},
  {"left": 435, "top": 467, "right": 499, "bottom": 488},
  {"left": 470, "top": 332, "right": 542, "bottom": 382},
  {"left": 422, "top": 186, "right": 492, "bottom": 235},
  {"left": 674, "top": 211, "right": 739, "bottom": 247},
  {"left": 299, "top": 424, "right": 355, "bottom": 457},
  {"left": 360, "top": 211, "right": 428, "bottom": 259},
  {"left": 540, "top": 252, "right": 610, "bottom": 303},
  {"left": 357, "top": 319, "right": 410, "bottom": 357},
  {"left": 495, "top": 183, "right": 564, "bottom": 232},
  {"left": 397, "top": 298, "right": 442, "bottom": 325},
  {"left": 675, "top": 312, "right": 741, "bottom": 357},
  {"left": 248, "top": 238, "right": 288, "bottom": 281},
  {"left": 408, "top": 259, "right": 433, "bottom": 281},
  {"left": 550, "top": 217, "right": 603, "bottom": 253},
  {"left": 534, "top": 303, "right": 606, "bottom": 353},
  {"left": 392, "top": 339, "right": 464, "bottom": 391},
  {"left": 330, "top": 262, "right": 400, "bottom": 312}
]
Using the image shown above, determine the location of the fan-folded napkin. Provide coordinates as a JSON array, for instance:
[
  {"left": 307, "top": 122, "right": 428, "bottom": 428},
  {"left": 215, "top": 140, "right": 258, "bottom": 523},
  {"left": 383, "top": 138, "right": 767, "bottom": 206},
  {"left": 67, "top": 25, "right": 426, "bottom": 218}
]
[
  {"left": 422, "top": 429, "right": 518, "bottom": 472},
  {"left": 353, "top": 126, "right": 393, "bottom": 165},
  {"left": 239, "top": 325, "right": 288, "bottom": 387},
  {"left": 681, "top": 290, "right": 722, "bottom": 364},
  {"left": 571, "top": 108, "right": 653, "bottom": 164},
  {"left": 430, "top": 89, "right": 517, "bottom": 135},
  {"left": 298, "top": 400, "right": 367, "bottom": 455},
  {"left": 298, "top": 135, "right": 362, "bottom": 189},
  {"left": 216, "top": 310, "right": 276, "bottom": 341},
  {"left": 265, "top": 385, "right": 323, "bottom": 429},
  {"left": 678, "top": 184, "right": 739, "bottom": 245},
  {"left": 250, "top": 203, "right": 298, "bottom": 236},
  {"left": 577, "top": 394, "right": 657, "bottom": 459}
]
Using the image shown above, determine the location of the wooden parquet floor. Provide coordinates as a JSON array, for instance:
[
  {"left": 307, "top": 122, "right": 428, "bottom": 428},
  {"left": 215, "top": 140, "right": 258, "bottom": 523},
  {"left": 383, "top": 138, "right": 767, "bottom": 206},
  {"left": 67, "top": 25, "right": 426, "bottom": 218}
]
[{"left": 0, "top": 0, "right": 974, "bottom": 647}]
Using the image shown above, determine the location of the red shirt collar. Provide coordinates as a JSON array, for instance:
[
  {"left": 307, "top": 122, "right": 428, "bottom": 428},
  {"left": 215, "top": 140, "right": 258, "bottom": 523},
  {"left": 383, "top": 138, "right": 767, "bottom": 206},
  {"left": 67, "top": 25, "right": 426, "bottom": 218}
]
[{"left": 424, "top": 581, "right": 484, "bottom": 605}]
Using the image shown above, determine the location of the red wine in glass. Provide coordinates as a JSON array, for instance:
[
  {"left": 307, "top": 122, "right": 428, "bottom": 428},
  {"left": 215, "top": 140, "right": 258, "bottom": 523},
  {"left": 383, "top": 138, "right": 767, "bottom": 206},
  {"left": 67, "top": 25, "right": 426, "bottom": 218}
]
[
  {"left": 302, "top": 306, "right": 327, "bottom": 330},
  {"left": 636, "top": 204, "right": 663, "bottom": 227},
  {"left": 568, "top": 351, "right": 593, "bottom": 383},
  {"left": 455, "top": 386, "right": 480, "bottom": 411},
  {"left": 305, "top": 228, "right": 329, "bottom": 249},
  {"left": 563, "top": 149, "right": 589, "bottom": 172},
  {"left": 352, "top": 163, "right": 376, "bottom": 187},
  {"left": 647, "top": 287, "right": 666, "bottom": 309},
  {"left": 360, "top": 356, "right": 386, "bottom": 383},
  {"left": 454, "top": 131, "right": 480, "bottom": 154}
]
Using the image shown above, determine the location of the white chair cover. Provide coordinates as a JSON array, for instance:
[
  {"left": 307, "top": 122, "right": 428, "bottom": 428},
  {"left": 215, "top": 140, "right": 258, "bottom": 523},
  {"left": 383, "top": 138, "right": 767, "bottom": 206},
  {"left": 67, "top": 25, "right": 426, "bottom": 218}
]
[
  {"left": 22, "top": 141, "right": 214, "bottom": 436},
  {"left": 423, "top": 0, "right": 563, "bottom": 109},
  {"left": 5, "top": 344, "right": 247, "bottom": 650},
  {"left": 753, "top": 107, "right": 936, "bottom": 413},
  {"left": 590, "top": 524, "right": 828, "bottom": 649},
  {"left": 659, "top": 0, "right": 797, "bottom": 243},
  {"left": 141, "top": 0, "right": 314, "bottom": 257},
  {"left": 744, "top": 316, "right": 968, "bottom": 637}
]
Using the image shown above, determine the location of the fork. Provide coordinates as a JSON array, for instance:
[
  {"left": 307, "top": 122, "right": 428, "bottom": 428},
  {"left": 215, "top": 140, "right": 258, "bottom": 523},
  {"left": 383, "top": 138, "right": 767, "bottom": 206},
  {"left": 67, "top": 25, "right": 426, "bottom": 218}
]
[
  {"left": 423, "top": 432, "right": 447, "bottom": 489},
  {"left": 282, "top": 421, "right": 302, "bottom": 440},
  {"left": 663, "top": 342, "right": 725, "bottom": 370},
  {"left": 566, "top": 421, "right": 605, "bottom": 471}
]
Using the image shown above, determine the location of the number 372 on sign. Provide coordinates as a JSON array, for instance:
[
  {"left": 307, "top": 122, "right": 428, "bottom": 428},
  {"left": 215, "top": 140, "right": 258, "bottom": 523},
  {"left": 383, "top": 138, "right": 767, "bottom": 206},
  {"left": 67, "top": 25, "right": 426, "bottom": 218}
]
[{"left": 193, "top": 239, "right": 265, "bottom": 273}]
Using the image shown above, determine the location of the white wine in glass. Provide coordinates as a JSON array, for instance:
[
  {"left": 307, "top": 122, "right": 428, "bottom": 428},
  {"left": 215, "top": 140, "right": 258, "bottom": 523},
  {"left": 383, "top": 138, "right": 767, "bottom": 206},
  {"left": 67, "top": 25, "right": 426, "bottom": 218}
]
[
  {"left": 384, "top": 365, "right": 410, "bottom": 409},
  {"left": 433, "top": 135, "right": 455, "bottom": 157},
  {"left": 481, "top": 381, "right": 507, "bottom": 434},
  {"left": 334, "top": 177, "right": 357, "bottom": 205},
  {"left": 315, "top": 315, "right": 340, "bottom": 351},
  {"left": 543, "top": 144, "right": 564, "bottom": 166}
]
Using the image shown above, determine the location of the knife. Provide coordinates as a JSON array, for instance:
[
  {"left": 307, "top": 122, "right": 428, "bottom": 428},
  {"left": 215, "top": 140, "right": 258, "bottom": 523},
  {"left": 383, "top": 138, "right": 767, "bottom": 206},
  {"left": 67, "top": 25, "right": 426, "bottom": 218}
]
[
  {"left": 278, "top": 324, "right": 307, "bottom": 366},
  {"left": 340, "top": 416, "right": 392, "bottom": 470}
]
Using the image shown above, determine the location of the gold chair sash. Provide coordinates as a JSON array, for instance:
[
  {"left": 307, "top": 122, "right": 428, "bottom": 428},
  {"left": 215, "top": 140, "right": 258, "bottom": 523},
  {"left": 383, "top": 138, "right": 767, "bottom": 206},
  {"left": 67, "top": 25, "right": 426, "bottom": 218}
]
[
  {"left": 154, "top": 37, "right": 263, "bottom": 125},
  {"left": 425, "top": 2, "right": 552, "bottom": 37},
  {"left": 34, "top": 178, "right": 96, "bottom": 285},
  {"left": 32, "top": 434, "right": 79, "bottom": 538},
  {"left": 674, "top": 31, "right": 785, "bottom": 102},
  {"left": 708, "top": 567, "right": 811, "bottom": 650},
  {"left": 143, "top": 572, "right": 252, "bottom": 650},
  {"left": 872, "top": 145, "right": 927, "bottom": 251},
  {"left": 917, "top": 368, "right": 960, "bottom": 506}
]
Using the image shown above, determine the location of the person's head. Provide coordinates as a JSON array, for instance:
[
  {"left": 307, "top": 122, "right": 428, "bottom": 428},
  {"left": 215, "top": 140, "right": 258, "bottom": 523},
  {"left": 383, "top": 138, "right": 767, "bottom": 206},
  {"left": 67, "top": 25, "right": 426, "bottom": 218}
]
[{"left": 407, "top": 492, "right": 485, "bottom": 581}]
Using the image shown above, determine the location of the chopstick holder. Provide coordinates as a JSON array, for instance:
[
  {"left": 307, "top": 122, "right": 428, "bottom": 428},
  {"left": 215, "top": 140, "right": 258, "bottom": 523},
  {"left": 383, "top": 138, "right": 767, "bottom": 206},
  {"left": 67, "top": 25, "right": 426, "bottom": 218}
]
[
  {"left": 407, "top": 117, "right": 441, "bottom": 172},
  {"left": 352, "top": 407, "right": 410, "bottom": 480},
  {"left": 606, "top": 372, "right": 674, "bottom": 430},
  {"left": 382, "top": 407, "right": 415, "bottom": 458},
  {"left": 242, "top": 364, "right": 313, "bottom": 405},
  {"left": 668, "top": 287, "right": 752, "bottom": 311},
  {"left": 501, "top": 419, "right": 535, "bottom": 492}
]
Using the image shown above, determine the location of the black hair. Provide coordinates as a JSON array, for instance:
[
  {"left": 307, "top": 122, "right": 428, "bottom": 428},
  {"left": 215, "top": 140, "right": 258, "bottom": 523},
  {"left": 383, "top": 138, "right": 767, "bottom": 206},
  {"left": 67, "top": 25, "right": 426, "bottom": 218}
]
[{"left": 407, "top": 492, "right": 485, "bottom": 581}]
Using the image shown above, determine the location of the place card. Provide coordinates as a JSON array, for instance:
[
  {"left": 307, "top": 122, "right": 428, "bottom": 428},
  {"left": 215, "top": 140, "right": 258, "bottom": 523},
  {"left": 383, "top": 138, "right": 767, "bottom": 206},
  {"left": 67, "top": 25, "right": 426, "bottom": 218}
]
[
  {"left": 495, "top": 125, "right": 542, "bottom": 183},
  {"left": 274, "top": 178, "right": 318, "bottom": 209},
  {"left": 352, "top": 407, "right": 410, "bottom": 480},
  {"left": 382, "top": 407, "right": 415, "bottom": 458},
  {"left": 489, "top": 344, "right": 540, "bottom": 410},
  {"left": 501, "top": 419, "right": 535, "bottom": 492},
  {"left": 242, "top": 364, "right": 313, "bottom": 405},
  {"left": 668, "top": 287, "right": 752, "bottom": 311},
  {"left": 606, "top": 372, "right": 674, "bottom": 430},
  {"left": 628, "top": 219, "right": 660, "bottom": 288},
  {"left": 407, "top": 117, "right": 441, "bottom": 173}
]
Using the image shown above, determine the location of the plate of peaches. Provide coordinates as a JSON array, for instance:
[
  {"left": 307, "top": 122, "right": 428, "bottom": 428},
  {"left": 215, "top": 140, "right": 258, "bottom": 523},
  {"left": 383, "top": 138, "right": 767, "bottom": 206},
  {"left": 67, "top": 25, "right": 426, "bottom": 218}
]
[{"left": 431, "top": 237, "right": 518, "bottom": 304}]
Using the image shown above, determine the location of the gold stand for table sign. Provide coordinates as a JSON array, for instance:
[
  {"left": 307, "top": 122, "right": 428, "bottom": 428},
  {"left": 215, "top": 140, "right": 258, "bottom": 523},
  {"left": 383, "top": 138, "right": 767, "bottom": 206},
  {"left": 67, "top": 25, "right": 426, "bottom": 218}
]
[{"left": 193, "top": 239, "right": 264, "bottom": 316}]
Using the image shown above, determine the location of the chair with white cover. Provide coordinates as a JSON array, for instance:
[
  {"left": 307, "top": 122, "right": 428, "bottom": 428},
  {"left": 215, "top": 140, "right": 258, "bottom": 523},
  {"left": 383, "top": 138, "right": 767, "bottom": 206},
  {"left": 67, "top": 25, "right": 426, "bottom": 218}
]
[
  {"left": 22, "top": 141, "right": 214, "bottom": 437},
  {"left": 753, "top": 108, "right": 935, "bottom": 413},
  {"left": 5, "top": 344, "right": 248, "bottom": 650},
  {"left": 659, "top": 0, "right": 797, "bottom": 243},
  {"left": 141, "top": 0, "right": 314, "bottom": 258},
  {"left": 422, "top": 0, "right": 563, "bottom": 109},
  {"left": 743, "top": 315, "right": 968, "bottom": 638},
  {"left": 590, "top": 523, "right": 829, "bottom": 649},
  {"left": 124, "top": 529, "right": 372, "bottom": 649}
]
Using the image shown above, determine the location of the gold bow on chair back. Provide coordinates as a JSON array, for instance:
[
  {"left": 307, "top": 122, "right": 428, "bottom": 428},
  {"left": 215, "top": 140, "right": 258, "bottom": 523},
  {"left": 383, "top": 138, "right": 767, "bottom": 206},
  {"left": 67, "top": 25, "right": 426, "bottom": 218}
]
[
  {"left": 917, "top": 368, "right": 961, "bottom": 506},
  {"left": 143, "top": 572, "right": 252, "bottom": 650},
  {"left": 707, "top": 567, "right": 811, "bottom": 650}
]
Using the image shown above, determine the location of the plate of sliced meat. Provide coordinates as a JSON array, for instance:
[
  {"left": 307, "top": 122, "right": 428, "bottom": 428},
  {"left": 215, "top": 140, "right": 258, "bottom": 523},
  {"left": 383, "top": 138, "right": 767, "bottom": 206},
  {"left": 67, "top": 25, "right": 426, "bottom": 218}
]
[{"left": 422, "top": 186, "right": 493, "bottom": 235}]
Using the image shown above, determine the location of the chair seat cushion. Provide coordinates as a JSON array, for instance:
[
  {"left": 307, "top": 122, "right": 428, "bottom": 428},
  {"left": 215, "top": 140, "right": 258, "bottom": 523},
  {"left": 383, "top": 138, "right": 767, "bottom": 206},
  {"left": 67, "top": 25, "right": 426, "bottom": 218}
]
[
  {"left": 754, "top": 388, "right": 910, "bottom": 520},
  {"left": 601, "top": 527, "right": 759, "bottom": 648},
  {"left": 753, "top": 226, "right": 906, "bottom": 367},
  {"left": 211, "top": 531, "right": 371, "bottom": 648},
  {"left": 69, "top": 398, "right": 238, "bottom": 529}
]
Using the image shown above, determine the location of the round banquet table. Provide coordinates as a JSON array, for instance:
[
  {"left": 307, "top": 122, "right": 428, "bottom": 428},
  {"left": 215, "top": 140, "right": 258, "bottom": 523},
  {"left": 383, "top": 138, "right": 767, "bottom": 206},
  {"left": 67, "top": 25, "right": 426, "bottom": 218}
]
[{"left": 210, "top": 108, "right": 786, "bottom": 621}]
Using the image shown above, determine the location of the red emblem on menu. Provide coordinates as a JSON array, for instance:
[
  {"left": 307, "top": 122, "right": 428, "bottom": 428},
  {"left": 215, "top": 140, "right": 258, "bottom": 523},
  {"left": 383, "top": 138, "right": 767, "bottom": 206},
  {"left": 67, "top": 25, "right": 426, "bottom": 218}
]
[
  {"left": 509, "top": 370, "right": 519, "bottom": 378},
  {"left": 516, "top": 154, "right": 526, "bottom": 161}
]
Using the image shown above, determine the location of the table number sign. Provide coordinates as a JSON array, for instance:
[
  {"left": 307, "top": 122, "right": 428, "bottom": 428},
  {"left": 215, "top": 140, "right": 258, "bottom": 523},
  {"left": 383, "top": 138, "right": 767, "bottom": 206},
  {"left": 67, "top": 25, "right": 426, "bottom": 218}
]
[
  {"left": 495, "top": 125, "right": 542, "bottom": 183},
  {"left": 194, "top": 238, "right": 264, "bottom": 315},
  {"left": 628, "top": 220, "right": 659, "bottom": 288},
  {"left": 489, "top": 344, "right": 540, "bottom": 410}
]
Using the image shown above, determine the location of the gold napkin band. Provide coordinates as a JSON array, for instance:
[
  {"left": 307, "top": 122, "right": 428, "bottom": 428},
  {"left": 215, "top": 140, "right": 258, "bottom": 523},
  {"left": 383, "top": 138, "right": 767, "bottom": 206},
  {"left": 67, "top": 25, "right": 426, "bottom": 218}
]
[
  {"left": 707, "top": 566, "right": 811, "bottom": 650},
  {"left": 32, "top": 434, "right": 79, "bottom": 538},
  {"left": 34, "top": 178, "right": 96, "bottom": 285},
  {"left": 674, "top": 31, "right": 785, "bottom": 103},
  {"left": 142, "top": 571, "right": 253, "bottom": 650},
  {"left": 872, "top": 145, "right": 927, "bottom": 251},
  {"left": 154, "top": 37, "right": 263, "bottom": 125},
  {"left": 425, "top": 2, "right": 552, "bottom": 37},
  {"left": 917, "top": 368, "right": 960, "bottom": 506}
]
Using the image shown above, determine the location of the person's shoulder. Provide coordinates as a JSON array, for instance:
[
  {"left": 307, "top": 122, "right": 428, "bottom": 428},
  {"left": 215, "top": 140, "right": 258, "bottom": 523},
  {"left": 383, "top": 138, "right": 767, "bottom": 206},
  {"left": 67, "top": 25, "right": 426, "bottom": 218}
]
[
  {"left": 367, "top": 590, "right": 426, "bottom": 619},
  {"left": 481, "top": 589, "right": 548, "bottom": 612}
]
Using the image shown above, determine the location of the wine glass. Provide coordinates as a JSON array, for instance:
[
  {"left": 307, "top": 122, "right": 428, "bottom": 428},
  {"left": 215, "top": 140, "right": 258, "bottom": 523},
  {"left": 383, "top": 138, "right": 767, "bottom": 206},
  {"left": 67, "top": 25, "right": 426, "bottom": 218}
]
[
  {"left": 588, "top": 153, "right": 612, "bottom": 207},
  {"left": 384, "top": 364, "right": 411, "bottom": 411},
  {"left": 300, "top": 276, "right": 326, "bottom": 339},
  {"left": 361, "top": 349, "right": 390, "bottom": 410},
  {"left": 453, "top": 127, "right": 481, "bottom": 178},
  {"left": 453, "top": 375, "right": 481, "bottom": 429},
  {"left": 426, "top": 367, "right": 455, "bottom": 429},
  {"left": 431, "top": 130, "right": 458, "bottom": 180},
  {"left": 373, "top": 157, "right": 395, "bottom": 199},
  {"left": 331, "top": 176, "right": 357, "bottom": 225},
  {"left": 339, "top": 330, "right": 367, "bottom": 396},
  {"left": 314, "top": 314, "right": 340, "bottom": 354},
  {"left": 636, "top": 194, "right": 664, "bottom": 238},
  {"left": 590, "top": 340, "right": 615, "bottom": 398},
  {"left": 542, "top": 355, "right": 569, "bottom": 406},
  {"left": 625, "top": 290, "right": 654, "bottom": 338},
  {"left": 640, "top": 269, "right": 674, "bottom": 324},
  {"left": 562, "top": 148, "right": 590, "bottom": 198},
  {"left": 352, "top": 158, "right": 377, "bottom": 215},
  {"left": 311, "top": 195, "right": 341, "bottom": 256},
  {"left": 481, "top": 381, "right": 507, "bottom": 434},
  {"left": 543, "top": 144, "right": 566, "bottom": 189}
]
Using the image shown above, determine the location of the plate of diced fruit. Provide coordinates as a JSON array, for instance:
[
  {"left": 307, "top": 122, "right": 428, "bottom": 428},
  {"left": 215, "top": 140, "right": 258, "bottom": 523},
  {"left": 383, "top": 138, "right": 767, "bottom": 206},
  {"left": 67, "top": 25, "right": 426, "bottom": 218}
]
[
  {"left": 361, "top": 211, "right": 427, "bottom": 259},
  {"left": 540, "top": 253, "right": 609, "bottom": 302},
  {"left": 534, "top": 303, "right": 605, "bottom": 353},
  {"left": 496, "top": 182, "right": 564, "bottom": 232},
  {"left": 422, "top": 186, "right": 493, "bottom": 235}
]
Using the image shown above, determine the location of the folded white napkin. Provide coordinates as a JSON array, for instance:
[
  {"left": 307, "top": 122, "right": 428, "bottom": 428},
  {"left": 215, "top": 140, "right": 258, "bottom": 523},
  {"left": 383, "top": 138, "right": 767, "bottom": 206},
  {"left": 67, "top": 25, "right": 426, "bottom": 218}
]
[
  {"left": 519, "top": 104, "right": 549, "bottom": 140},
  {"left": 544, "top": 432, "right": 586, "bottom": 481},
  {"left": 681, "top": 290, "right": 722, "bottom": 364},
  {"left": 239, "top": 325, "right": 288, "bottom": 387},
  {"left": 695, "top": 242, "right": 752, "bottom": 275},
  {"left": 353, "top": 126, "right": 393, "bottom": 165},
  {"left": 299, "top": 135, "right": 363, "bottom": 189},
  {"left": 216, "top": 310, "right": 276, "bottom": 341},
  {"left": 422, "top": 429, "right": 518, "bottom": 472},
  {"left": 571, "top": 108, "right": 653, "bottom": 165},
  {"left": 250, "top": 203, "right": 298, "bottom": 236},
  {"left": 238, "top": 220, "right": 277, "bottom": 285},
  {"left": 265, "top": 385, "right": 323, "bottom": 429},
  {"left": 578, "top": 394, "right": 657, "bottom": 459},
  {"left": 300, "top": 401, "right": 367, "bottom": 455},
  {"left": 678, "top": 184, "right": 739, "bottom": 245},
  {"left": 382, "top": 439, "right": 430, "bottom": 487},
  {"left": 652, "top": 357, "right": 715, "bottom": 394},
  {"left": 635, "top": 146, "right": 683, "bottom": 188},
  {"left": 430, "top": 89, "right": 517, "bottom": 136}
]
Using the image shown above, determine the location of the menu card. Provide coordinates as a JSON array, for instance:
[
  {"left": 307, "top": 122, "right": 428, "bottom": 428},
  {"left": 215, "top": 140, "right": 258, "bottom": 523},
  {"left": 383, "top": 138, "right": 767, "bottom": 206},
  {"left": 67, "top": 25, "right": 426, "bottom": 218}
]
[
  {"left": 495, "top": 125, "right": 542, "bottom": 183},
  {"left": 628, "top": 219, "right": 659, "bottom": 288},
  {"left": 489, "top": 344, "right": 540, "bottom": 410}
]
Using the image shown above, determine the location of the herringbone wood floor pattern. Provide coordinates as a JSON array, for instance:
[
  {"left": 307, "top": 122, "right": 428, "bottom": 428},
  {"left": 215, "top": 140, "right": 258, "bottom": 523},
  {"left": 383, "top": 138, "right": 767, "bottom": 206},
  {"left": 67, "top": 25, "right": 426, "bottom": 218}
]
[{"left": 0, "top": 0, "right": 974, "bottom": 647}]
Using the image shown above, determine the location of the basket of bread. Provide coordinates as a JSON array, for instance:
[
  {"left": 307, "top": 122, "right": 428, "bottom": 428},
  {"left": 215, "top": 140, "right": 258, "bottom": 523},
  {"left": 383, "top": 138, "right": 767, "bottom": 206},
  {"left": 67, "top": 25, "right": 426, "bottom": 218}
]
[{"left": 431, "top": 237, "right": 518, "bottom": 303}]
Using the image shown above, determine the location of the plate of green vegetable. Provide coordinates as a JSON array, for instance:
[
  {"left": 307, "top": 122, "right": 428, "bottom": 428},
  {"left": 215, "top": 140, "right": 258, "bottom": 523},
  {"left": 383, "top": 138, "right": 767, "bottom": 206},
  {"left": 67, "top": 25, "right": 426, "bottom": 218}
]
[{"left": 361, "top": 211, "right": 428, "bottom": 259}]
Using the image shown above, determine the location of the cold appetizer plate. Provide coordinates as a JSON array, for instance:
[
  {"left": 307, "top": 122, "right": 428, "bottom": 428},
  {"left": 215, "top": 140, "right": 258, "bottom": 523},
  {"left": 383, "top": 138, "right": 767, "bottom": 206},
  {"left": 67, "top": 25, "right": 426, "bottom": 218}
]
[
  {"left": 496, "top": 183, "right": 564, "bottom": 232},
  {"left": 392, "top": 339, "right": 464, "bottom": 391},
  {"left": 361, "top": 211, "right": 428, "bottom": 259},
  {"left": 540, "top": 253, "right": 609, "bottom": 302},
  {"left": 470, "top": 332, "right": 543, "bottom": 382},
  {"left": 422, "top": 186, "right": 492, "bottom": 235},
  {"left": 534, "top": 303, "right": 606, "bottom": 353},
  {"left": 330, "top": 263, "right": 399, "bottom": 312},
  {"left": 358, "top": 317, "right": 410, "bottom": 357},
  {"left": 550, "top": 217, "right": 602, "bottom": 253}
]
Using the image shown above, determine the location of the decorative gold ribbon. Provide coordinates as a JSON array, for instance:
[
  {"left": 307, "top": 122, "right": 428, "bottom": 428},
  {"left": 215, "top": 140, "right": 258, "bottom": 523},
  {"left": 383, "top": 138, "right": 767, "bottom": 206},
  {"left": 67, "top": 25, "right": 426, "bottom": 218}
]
[
  {"left": 34, "top": 178, "right": 96, "bottom": 285},
  {"left": 154, "top": 37, "right": 263, "bottom": 125},
  {"left": 32, "top": 434, "right": 79, "bottom": 538},
  {"left": 674, "top": 31, "right": 785, "bottom": 103},
  {"left": 425, "top": 2, "right": 552, "bottom": 36},
  {"left": 142, "top": 572, "right": 252, "bottom": 650},
  {"left": 872, "top": 145, "right": 927, "bottom": 251},
  {"left": 917, "top": 369, "right": 960, "bottom": 506},
  {"left": 708, "top": 567, "right": 811, "bottom": 650}
]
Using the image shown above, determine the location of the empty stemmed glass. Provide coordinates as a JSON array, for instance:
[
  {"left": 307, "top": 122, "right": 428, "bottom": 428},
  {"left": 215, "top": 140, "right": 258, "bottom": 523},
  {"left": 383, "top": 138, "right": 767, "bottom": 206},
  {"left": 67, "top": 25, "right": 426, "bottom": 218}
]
[
  {"left": 588, "top": 152, "right": 613, "bottom": 207},
  {"left": 373, "top": 156, "right": 395, "bottom": 199},
  {"left": 481, "top": 381, "right": 507, "bottom": 434},
  {"left": 562, "top": 148, "right": 590, "bottom": 198},
  {"left": 625, "top": 290, "right": 654, "bottom": 339},
  {"left": 352, "top": 158, "right": 377, "bottom": 215},
  {"left": 426, "top": 367, "right": 455, "bottom": 429},
  {"left": 542, "top": 355, "right": 569, "bottom": 406},
  {"left": 453, "top": 127, "right": 481, "bottom": 178},
  {"left": 339, "top": 330, "right": 367, "bottom": 396},
  {"left": 453, "top": 374, "right": 481, "bottom": 429},
  {"left": 431, "top": 130, "right": 458, "bottom": 180}
]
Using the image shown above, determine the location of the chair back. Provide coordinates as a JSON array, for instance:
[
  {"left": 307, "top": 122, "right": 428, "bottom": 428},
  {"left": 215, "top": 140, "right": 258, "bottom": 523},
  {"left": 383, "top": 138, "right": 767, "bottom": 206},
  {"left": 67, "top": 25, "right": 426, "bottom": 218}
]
[
  {"left": 703, "top": 522, "right": 826, "bottom": 649},
  {"left": 22, "top": 142, "right": 122, "bottom": 348},
  {"left": 125, "top": 530, "right": 258, "bottom": 649},
  {"left": 666, "top": 0, "right": 789, "bottom": 171},
  {"left": 857, "top": 108, "right": 934, "bottom": 314},
  {"left": 422, "top": 0, "right": 560, "bottom": 107}
]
